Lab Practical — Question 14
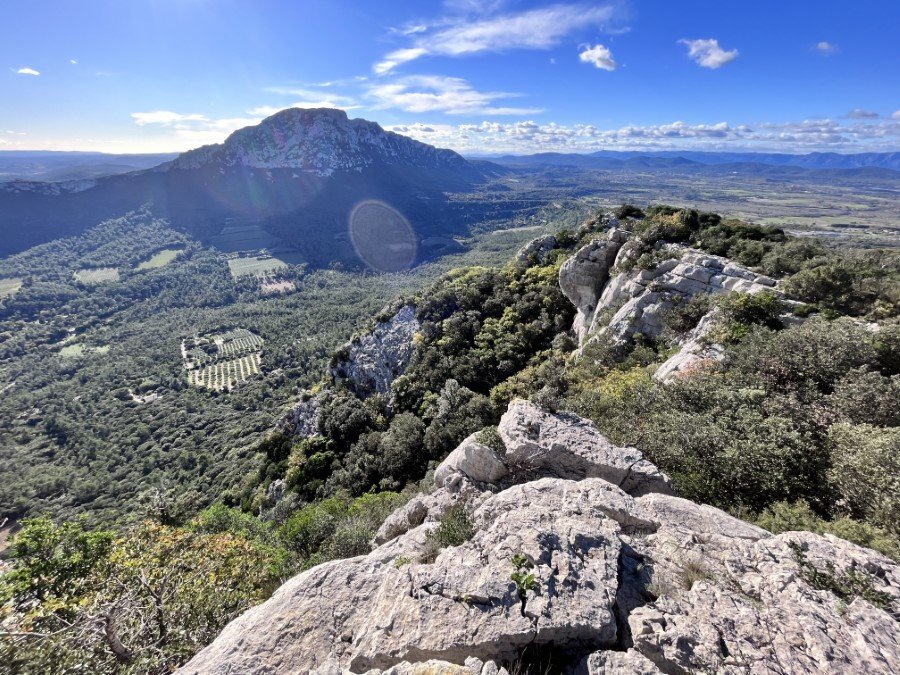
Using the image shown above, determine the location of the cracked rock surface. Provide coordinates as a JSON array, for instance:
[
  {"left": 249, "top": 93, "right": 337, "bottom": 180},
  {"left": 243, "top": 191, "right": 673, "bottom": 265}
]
[{"left": 179, "top": 401, "right": 900, "bottom": 675}]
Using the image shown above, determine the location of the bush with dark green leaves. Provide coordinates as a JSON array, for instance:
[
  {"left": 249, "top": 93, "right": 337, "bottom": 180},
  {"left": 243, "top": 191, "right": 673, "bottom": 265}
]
[
  {"left": 567, "top": 317, "right": 900, "bottom": 524},
  {"left": 422, "top": 503, "right": 475, "bottom": 562},
  {"left": 827, "top": 424, "right": 900, "bottom": 534},
  {"left": 615, "top": 204, "right": 645, "bottom": 220}
]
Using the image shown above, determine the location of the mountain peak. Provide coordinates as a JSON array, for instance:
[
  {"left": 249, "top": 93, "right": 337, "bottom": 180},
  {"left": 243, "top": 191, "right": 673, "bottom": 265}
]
[{"left": 165, "top": 107, "right": 470, "bottom": 177}]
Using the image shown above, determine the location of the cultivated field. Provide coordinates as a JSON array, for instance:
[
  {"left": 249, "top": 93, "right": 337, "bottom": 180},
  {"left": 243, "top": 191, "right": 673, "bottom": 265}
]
[
  {"left": 73, "top": 267, "right": 120, "bottom": 284},
  {"left": 0, "top": 278, "right": 23, "bottom": 299},
  {"left": 136, "top": 248, "right": 183, "bottom": 270},
  {"left": 182, "top": 328, "right": 264, "bottom": 391},
  {"left": 187, "top": 353, "right": 262, "bottom": 390},
  {"left": 210, "top": 223, "right": 279, "bottom": 252},
  {"left": 59, "top": 344, "right": 110, "bottom": 358},
  {"left": 227, "top": 255, "right": 287, "bottom": 278}
]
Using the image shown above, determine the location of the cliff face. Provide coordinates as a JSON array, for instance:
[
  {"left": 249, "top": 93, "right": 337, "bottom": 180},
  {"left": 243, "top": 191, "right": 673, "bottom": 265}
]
[
  {"left": 330, "top": 304, "right": 420, "bottom": 401},
  {"left": 560, "top": 228, "right": 781, "bottom": 349},
  {"left": 179, "top": 399, "right": 900, "bottom": 674}
]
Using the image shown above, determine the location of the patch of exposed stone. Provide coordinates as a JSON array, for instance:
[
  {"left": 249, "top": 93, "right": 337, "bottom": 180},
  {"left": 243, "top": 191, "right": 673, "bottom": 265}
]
[
  {"left": 559, "top": 227, "right": 631, "bottom": 343},
  {"left": 330, "top": 304, "right": 420, "bottom": 400},
  {"left": 179, "top": 399, "right": 899, "bottom": 675},
  {"left": 278, "top": 390, "right": 323, "bottom": 438},
  {"left": 515, "top": 234, "right": 557, "bottom": 267},
  {"left": 652, "top": 309, "right": 727, "bottom": 383},
  {"left": 586, "top": 245, "right": 779, "bottom": 348}
]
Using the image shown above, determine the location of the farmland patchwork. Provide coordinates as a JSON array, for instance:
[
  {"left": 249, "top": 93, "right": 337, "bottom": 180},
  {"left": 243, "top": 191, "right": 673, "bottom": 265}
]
[{"left": 182, "top": 328, "right": 264, "bottom": 390}]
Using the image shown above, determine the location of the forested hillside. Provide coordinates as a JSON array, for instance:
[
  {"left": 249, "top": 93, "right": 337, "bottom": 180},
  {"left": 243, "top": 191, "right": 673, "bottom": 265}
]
[
  {"left": 0, "top": 206, "right": 587, "bottom": 523},
  {"left": 1, "top": 204, "right": 898, "bottom": 673}
]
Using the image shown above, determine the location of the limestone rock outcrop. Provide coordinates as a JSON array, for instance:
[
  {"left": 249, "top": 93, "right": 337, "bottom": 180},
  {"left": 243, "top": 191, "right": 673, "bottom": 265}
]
[
  {"left": 433, "top": 432, "right": 508, "bottom": 487},
  {"left": 278, "top": 391, "right": 323, "bottom": 438},
  {"left": 560, "top": 229, "right": 783, "bottom": 351},
  {"left": 559, "top": 228, "right": 630, "bottom": 342},
  {"left": 585, "top": 246, "right": 778, "bottom": 347},
  {"left": 331, "top": 304, "right": 419, "bottom": 399},
  {"left": 179, "top": 401, "right": 900, "bottom": 675},
  {"left": 577, "top": 650, "right": 663, "bottom": 674},
  {"left": 652, "top": 310, "right": 726, "bottom": 383},
  {"left": 497, "top": 399, "right": 672, "bottom": 496},
  {"left": 515, "top": 234, "right": 557, "bottom": 267}
]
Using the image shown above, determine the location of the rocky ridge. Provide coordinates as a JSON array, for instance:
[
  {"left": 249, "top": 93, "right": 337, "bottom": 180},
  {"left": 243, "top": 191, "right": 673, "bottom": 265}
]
[
  {"left": 568, "top": 240, "right": 779, "bottom": 348},
  {"left": 555, "top": 211, "right": 804, "bottom": 381},
  {"left": 179, "top": 399, "right": 900, "bottom": 674},
  {"left": 164, "top": 108, "right": 475, "bottom": 177}
]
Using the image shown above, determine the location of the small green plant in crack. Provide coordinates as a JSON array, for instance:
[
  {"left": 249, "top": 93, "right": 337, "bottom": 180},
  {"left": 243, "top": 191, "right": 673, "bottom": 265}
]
[
  {"left": 510, "top": 553, "right": 538, "bottom": 606},
  {"left": 393, "top": 556, "right": 412, "bottom": 569},
  {"left": 421, "top": 503, "right": 475, "bottom": 563},
  {"left": 789, "top": 541, "right": 893, "bottom": 612}
]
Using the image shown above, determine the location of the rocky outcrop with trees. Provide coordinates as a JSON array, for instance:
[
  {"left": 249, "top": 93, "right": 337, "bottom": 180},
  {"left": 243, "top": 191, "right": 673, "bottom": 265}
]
[{"left": 180, "top": 399, "right": 900, "bottom": 674}]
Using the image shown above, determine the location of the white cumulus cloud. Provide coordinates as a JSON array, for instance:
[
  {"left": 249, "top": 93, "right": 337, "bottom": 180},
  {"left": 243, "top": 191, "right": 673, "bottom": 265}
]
[
  {"left": 16, "top": 67, "right": 40, "bottom": 76},
  {"left": 815, "top": 41, "right": 838, "bottom": 55},
  {"left": 385, "top": 115, "right": 900, "bottom": 154},
  {"left": 679, "top": 38, "right": 738, "bottom": 69},
  {"left": 579, "top": 44, "right": 617, "bottom": 71}
]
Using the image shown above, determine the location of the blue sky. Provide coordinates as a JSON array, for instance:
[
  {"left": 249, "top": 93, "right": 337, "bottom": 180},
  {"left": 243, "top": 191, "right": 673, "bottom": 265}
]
[{"left": 1, "top": 0, "right": 898, "bottom": 154}]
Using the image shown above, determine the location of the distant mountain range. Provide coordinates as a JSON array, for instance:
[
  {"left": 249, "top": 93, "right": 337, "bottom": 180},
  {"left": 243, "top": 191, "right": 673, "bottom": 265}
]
[
  {"left": 2, "top": 111, "right": 898, "bottom": 263},
  {"left": 487, "top": 149, "right": 900, "bottom": 176},
  {"left": 0, "top": 109, "right": 497, "bottom": 262},
  {"left": 0, "top": 151, "right": 178, "bottom": 182}
]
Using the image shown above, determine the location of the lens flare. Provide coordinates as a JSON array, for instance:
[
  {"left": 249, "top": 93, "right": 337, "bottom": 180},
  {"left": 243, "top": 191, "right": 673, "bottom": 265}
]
[{"left": 348, "top": 200, "right": 417, "bottom": 272}]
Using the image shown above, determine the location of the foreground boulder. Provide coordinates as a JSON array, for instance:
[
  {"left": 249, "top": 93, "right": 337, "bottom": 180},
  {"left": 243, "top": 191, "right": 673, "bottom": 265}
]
[
  {"left": 497, "top": 399, "right": 672, "bottom": 496},
  {"left": 433, "top": 432, "right": 508, "bottom": 487},
  {"left": 181, "top": 478, "right": 638, "bottom": 674},
  {"left": 179, "top": 402, "right": 900, "bottom": 675}
]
